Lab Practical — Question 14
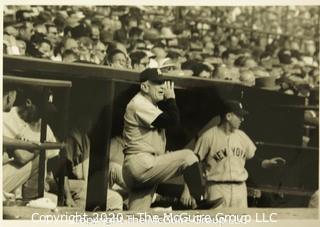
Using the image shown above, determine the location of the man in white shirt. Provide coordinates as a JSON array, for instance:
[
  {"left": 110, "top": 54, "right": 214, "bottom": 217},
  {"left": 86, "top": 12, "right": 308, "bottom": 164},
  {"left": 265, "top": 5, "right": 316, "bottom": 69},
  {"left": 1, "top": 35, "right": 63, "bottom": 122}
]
[{"left": 3, "top": 86, "right": 59, "bottom": 200}]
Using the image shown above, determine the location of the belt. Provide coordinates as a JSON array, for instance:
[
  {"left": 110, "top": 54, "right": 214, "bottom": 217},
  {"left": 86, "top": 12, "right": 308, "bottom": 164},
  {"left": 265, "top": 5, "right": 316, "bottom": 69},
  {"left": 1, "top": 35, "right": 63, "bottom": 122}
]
[
  {"left": 211, "top": 181, "right": 244, "bottom": 185},
  {"left": 125, "top": 152, "right": 159, "bottom": 157}
]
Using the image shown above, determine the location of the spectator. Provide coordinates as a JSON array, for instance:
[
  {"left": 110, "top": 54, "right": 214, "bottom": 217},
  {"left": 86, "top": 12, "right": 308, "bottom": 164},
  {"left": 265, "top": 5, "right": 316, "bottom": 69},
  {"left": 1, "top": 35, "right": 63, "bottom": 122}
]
[
  {"left": 46, "top": 23, "right": 60, "bottom": 46},
  {"left": 90, "top": 24, "right": 100, "bottom": 43},
  {"left": 106, "top": 49, "right": 128, "bottom": 69},
  {"left": 213, "top": 65, "right": 233, "bottom": 81},
  {"left": 129, "top": 51, "right": 149, "bottom": 71},
  {"left": 166, "top": 50, "right": 186, "bottom": 70},
  {"left": 149, "top": 42, "right": 168, "bottom": 68},
  {"left": 28, "top": 33, "right": 53, "bottom": 59},
  {"left": 91, "top": 41, "right": 107, "bottom": 65},
  {"left": 239, "top": 69, "right": 255, "bottom": 86},
  {"left": 222, "top": 49, "right": 240, "bottom": 81},
  {"left": 181, "top": 60, "right": 212, "bottom": 78},
  {"left": 62, "top": 38, "right": 79, "bottom": 54},
  {"left": 114, "top": 14, "right": 138, "bottom": 45},
  {"left": 62, "top": 49, "right": 79, "bottom": 63},
  {"left": 78, "top": 37, "right": 94, "bottom": 62}
]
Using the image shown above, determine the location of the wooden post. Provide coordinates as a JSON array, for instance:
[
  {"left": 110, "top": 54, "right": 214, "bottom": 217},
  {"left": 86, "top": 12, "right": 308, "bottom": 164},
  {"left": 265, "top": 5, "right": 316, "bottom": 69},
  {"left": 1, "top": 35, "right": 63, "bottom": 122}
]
[
  {"left": 58, "top": 87, "right": 71, "bottom": 206},
  {"left": 85, "top": 81, "right": 115, "bottom": 211},
  {"left": 38, "top": 87, "right": 49, "bottom": 198}
]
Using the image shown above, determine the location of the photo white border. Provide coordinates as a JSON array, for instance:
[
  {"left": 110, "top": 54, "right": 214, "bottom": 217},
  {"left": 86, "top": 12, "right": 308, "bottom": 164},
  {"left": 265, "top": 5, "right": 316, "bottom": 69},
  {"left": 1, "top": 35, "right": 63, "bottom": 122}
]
[{"left": 1, "top": 0, "right": 319, "bottom": 226}]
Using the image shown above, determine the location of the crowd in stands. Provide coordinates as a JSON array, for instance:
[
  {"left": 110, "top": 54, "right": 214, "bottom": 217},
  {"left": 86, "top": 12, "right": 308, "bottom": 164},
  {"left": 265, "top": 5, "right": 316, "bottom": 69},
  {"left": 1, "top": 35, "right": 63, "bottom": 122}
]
[{"left": 3, "top": 6, "right": 319, "bottom": 97}]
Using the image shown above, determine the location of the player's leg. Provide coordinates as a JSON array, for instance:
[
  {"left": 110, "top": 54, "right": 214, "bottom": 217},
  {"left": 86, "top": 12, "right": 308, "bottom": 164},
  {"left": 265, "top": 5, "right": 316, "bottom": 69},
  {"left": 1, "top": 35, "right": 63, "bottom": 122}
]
[
  {"left": 138, "top": 149, "right": 199, "bottom": 185},
  {"left": 3, "top": 156, "right": 39, "bottom": 196},
  {"left": 206, "top": 182, "right": 229, "bottom": 208},
  {"left": 122, "top": 150, "right": 197, "bottom": 187},
  {"left": 127, "top": 186, "right": 156, "bottom": 210},
  {"left": 230, "top": 183, "right": 248, "bottom": 208},
  {"left": 107, "top": 189, "right": 123, "bottom": 211}
]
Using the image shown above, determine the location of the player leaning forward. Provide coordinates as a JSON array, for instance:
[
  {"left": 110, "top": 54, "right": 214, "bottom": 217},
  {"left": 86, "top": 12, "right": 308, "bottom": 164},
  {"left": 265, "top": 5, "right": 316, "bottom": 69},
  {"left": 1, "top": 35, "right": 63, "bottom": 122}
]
[
  {"left": 122, "top": 68, "right": 224, "bottom": 210},
  {"left": 194, "top": 100, "right": 285, "bottom": 208}
]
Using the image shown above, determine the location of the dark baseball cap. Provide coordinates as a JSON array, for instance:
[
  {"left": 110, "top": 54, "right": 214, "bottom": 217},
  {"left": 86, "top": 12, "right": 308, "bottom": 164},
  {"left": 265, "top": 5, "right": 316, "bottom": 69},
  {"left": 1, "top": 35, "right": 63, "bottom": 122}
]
[
  {"left": 140, "top": 68, "right": 166, "bottom": 84},
  {"left": 224, "top": 100, "right": 248, "bottom": 117}
]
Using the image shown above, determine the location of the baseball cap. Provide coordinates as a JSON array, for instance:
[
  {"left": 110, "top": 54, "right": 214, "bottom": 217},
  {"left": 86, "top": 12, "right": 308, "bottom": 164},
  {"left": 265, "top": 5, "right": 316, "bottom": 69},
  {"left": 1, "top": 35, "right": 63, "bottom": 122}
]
[
  {"left": 140, "top": 68, "right": 166, "bottom": 84},
  {"left": 224, "top": 100, "right": 248, "bottom": 117}
]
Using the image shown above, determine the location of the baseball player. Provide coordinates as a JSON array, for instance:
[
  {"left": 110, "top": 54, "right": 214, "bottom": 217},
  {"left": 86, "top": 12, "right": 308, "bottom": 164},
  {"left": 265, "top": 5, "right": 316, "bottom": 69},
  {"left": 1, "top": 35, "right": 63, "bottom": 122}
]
[
  {"left": 194, "top": 100, "right": 285, "bottom": 208},
  {"left": 122, "top": 68, "right": 223, "bottom": 210}
]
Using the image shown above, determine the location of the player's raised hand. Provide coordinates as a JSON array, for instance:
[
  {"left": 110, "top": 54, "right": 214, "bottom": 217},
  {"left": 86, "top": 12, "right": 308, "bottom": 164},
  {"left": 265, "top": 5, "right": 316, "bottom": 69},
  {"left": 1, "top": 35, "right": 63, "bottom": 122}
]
[{"left": 163, "top": 81, "right": 175, "bottom": 99}]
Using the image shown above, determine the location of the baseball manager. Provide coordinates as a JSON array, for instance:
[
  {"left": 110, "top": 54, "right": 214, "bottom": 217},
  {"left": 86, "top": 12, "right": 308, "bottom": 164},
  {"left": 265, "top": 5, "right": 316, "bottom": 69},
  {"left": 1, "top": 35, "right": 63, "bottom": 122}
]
[{"left": 122, "top": 68, "right": 223, "bottom": 210}]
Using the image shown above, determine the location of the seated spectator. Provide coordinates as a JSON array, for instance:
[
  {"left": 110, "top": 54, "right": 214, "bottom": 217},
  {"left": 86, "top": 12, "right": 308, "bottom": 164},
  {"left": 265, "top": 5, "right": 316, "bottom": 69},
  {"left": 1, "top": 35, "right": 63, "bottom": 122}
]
[
  {"left": 114, "top": 13, "right": 138, "bottom": 45},
  {"left": 106, "top": 48, "right": 128, "bottom": 69},
  {"left": 78, "top": 36, "right": 94, "bottom": 62},
  {"left": 129, "top": 27, "right": 144, "bottom": 41},
  {"left": 129, "top": 51, "right": 149, "bottom": 71},
  {"left": 16, "top": 39, "right": 27, "bottom": 56},
  {"left": 129, "top": 39, "right": 147, "bottom": 52},
  {"left": 46, "top": 23, "right": 60, "bottom": 47},
  {"left": 33, "top": 21, "right": 47, "bottom": 35},
  {"left": 3, "top": 33, "right": 20, "bottom": 55},
  {"left": 213, "top": 65, "right": 233, "bottom": 81},
  {"left": 239, "top": 69, "right": 255, "bottom": 86},
  {"left": 62, "top": 49, "right": 79, "bottom": 63},
  {"left": 222, "top": 49, "right": 240, "bottom": 80},
  {"left": 90, "top": 24, "right": 101, "bottom": 43},
  {"left": 91, "top": 41, "right": 107, "bottom": 65},
  {"left": 149, "top": 42, "right": 168, "bottom": 68},
  {"left": 166, "top": 50, "right": 186, "bottom": 70},
  {"left": 28, "top": 33, "right": 53, "bottom": 59},
  {"left": 61, "top": 37, "right": 79, "bottom": 55},
  {"left": 181, "top": 60, "right": 212, "bottom": 78},
  {"left": 235, "top": 56, "right": 257, "bottom": 69}
]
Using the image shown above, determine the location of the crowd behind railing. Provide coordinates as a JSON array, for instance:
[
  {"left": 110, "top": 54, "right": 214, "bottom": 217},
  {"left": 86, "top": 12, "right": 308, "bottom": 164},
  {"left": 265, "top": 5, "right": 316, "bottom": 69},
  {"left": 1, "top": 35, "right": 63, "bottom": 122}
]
[{"left": 3, "top": 6, "right": 319, "bottom": 94}]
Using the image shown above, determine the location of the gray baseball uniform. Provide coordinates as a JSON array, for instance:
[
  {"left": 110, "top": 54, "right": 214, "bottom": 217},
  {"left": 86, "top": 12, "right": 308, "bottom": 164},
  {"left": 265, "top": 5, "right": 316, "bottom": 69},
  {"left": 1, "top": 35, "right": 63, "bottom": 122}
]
[
  {"left": 194, "top": 126, "right": 256, "bottom": 208},
  {"left": 122, "top": 91, "right": 198, "bottom": 210}
]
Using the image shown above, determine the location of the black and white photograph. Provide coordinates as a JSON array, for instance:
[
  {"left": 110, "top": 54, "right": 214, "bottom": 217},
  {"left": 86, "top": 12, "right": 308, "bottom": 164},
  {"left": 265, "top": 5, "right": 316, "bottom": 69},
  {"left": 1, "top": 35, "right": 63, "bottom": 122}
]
[{"left": 1, "top": 1, "right": 319, "bottom": 226}]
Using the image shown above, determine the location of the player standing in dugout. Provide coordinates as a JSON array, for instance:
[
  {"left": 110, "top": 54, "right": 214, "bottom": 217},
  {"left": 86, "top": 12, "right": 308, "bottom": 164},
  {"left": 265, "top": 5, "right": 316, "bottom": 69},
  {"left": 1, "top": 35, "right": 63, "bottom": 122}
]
[{"left": 122, "top": 68, "right": 224, "bottom": 210}]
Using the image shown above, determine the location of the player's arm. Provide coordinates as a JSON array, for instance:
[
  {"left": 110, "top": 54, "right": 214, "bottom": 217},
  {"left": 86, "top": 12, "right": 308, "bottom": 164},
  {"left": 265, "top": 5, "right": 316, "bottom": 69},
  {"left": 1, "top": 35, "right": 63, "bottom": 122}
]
[
  {"left": 194, "top": 130, "right": 211, "bottom": 161},
  {"left": 13, "top": 149, "right": 39, "bottom": 165},
  {"left": 151, "top": 81, "right": 180, "bottom": 128},
  {"left": 3, "top": 151, "right": 14, "bottom": 164}
]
